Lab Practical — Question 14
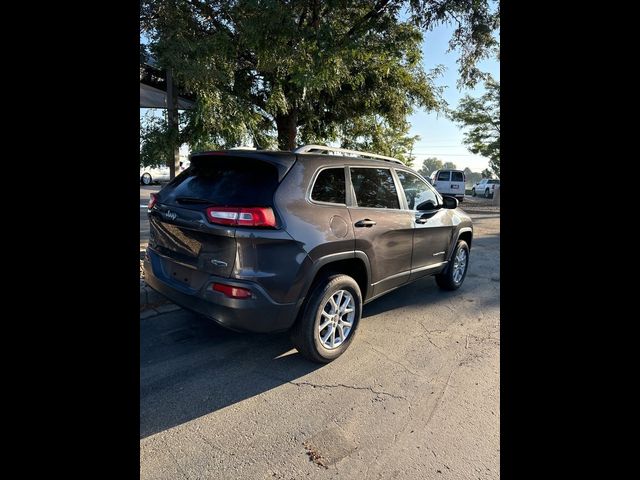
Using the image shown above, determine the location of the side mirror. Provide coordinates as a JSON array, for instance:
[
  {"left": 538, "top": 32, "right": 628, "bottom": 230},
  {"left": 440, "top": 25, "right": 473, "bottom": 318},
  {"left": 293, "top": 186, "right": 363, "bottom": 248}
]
[
  {"left": 442, "top": 196, "right": 458, "bottom": 209},
  {"left": 416, "top": 200, "right": 437, "bottom": 211}
]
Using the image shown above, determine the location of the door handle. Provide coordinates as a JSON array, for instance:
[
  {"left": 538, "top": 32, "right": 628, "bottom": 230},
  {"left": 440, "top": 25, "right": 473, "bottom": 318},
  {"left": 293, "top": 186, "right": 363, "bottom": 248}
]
[
  {"left": 355, "top": 219, "right": 376, "bottom": 227},
  {"left": 416, "top": 217, "right": 428, "bottom": 224}
]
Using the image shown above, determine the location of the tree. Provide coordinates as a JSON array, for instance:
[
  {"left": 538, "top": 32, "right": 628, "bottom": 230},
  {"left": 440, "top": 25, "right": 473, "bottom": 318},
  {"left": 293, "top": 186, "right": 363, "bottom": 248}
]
[
  {"left": 417, "top": 157, "right": 443, "bottom": 178},
  {"left": 481, "top": 168, "right": 492, "bottom": 179},
  {"left": 340, "top": 117, "right": 420, "bottom": 166},
  {"left": 463, "top": 167, "right": 481, "bottom": 186},
  {"left": 443, "top": 161, "right": 457, "bottom": 169},
  {"left": 141, "top": 1, "right": 500, "bottom": 154},
  {"left": 449, "top": 76, "right": 500, "bottom": 177}
]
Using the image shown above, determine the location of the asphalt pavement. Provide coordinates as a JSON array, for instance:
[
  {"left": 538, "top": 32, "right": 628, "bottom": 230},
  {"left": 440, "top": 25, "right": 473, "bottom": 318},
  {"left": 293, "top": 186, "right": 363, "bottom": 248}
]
[{"left": 139, "top": 203, "right": 500, "bottom": 479}]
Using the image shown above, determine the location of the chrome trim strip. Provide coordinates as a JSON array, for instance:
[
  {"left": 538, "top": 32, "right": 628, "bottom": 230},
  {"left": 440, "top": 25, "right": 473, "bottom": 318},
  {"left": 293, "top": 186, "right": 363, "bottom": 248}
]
[
  {"left": 371, "top": 270, "right": 411, "bottom": 287},
  {"left": 411, "top": 261, "right": 448, "bottom": 274}
]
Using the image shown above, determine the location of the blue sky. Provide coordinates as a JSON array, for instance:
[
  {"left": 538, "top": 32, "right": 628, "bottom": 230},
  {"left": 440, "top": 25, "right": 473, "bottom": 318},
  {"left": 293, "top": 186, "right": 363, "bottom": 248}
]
[{"left": 409, "top": 22, "right": 500, "bottom": 173}]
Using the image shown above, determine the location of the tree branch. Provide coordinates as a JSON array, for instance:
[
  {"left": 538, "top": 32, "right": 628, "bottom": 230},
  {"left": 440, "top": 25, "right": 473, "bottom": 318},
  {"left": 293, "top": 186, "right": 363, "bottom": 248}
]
[{"left": 344, "top": 0, "right": 394, "bottom": 39}]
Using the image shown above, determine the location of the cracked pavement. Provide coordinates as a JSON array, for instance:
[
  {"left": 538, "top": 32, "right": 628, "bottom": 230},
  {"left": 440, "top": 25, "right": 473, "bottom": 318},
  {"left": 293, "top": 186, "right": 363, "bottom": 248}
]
[{"left": 140, "top": 214, "right": 500, "bottom": 479}]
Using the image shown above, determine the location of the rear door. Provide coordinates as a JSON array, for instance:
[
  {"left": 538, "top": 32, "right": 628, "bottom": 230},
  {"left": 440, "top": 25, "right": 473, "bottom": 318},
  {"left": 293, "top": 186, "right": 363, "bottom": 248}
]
[
  {"left": 435, "top": 170, "right": 451, "bottom": 195},
  {"left": 450, "top": 170, "right": 465, "bottom": 195},
  {"left": 395, "top": 170, "right": 454, "bottom": 279},
  {"left": 148, "top": 156, "right": 281, "bottom": 281},
  {"left": 347, "top": 167, "right": 413, "bottom": 297}
]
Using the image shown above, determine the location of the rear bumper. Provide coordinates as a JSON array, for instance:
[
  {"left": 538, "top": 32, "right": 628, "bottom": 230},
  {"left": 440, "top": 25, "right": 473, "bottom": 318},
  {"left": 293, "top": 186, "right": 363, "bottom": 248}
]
[{"left": 143, "top": 248, "right": 299, "bottom": 333}]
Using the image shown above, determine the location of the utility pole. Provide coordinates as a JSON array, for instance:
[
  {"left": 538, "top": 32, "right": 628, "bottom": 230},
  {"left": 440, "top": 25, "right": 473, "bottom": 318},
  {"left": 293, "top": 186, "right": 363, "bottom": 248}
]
[{"left": 166, "top": 69, "right": 180, "bottom": 180}]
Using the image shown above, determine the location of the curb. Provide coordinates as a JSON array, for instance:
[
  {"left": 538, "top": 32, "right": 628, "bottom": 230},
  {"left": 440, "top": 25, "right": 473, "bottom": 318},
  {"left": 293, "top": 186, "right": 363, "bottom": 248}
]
[
  {"left": 140, "top": 250, "right": 181, "bottom": 317},
  {"left": 139, "top": 281, "right": 181, "bottom": 317}
]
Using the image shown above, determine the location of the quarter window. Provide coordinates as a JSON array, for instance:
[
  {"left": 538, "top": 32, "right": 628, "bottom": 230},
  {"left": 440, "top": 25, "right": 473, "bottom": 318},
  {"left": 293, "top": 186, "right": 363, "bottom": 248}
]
[
  {"left": 397, "top": 171, "right": 439, "bottom": 210},
  {"left": 311, "top": 168, "right": 346, "bottom": 204},
  {"left": 350, "top": 168, "right": 400, "bottom": 209}
]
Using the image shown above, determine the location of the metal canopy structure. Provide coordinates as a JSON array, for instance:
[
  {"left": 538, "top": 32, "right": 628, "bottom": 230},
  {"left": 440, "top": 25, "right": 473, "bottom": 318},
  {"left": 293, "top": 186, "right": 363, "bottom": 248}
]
[
  {"left": 140, "top": 82, "right": 195, "bottom": 109},
  {"left": 139, "top": 55, "right": 195, "bottom": 109},
  {"left": 140, "top": 53, "right": 195, "bottom": 179}
]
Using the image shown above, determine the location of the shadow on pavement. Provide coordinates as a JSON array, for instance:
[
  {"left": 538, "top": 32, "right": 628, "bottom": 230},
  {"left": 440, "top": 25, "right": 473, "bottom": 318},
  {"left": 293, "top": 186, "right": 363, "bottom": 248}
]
[{"left": 140, "top": 311, "right": 322, "bottom": 439}]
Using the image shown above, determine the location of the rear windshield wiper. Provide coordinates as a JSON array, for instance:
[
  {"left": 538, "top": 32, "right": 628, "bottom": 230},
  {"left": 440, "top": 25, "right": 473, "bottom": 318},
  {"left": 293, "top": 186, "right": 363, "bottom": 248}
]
[{"left": 175, "top": 196, "right": 212, "bottom": 204}]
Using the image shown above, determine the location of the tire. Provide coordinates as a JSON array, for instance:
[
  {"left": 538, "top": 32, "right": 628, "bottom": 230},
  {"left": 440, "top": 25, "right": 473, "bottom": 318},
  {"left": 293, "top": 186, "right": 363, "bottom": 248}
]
[
  {"left": 471, "top": 188, "right": 476, "bottom": 197},
  {"left": 435, "top": 240, "right": 470, "bottom": 291},
  {"left": 290, "top": 274, "right": 362, "bottom": 363},
  {"left": 141, "top": 173, "right": 153, "bottom": 185},
  {"left": 484, "top": 188, "right": 491, "bottom": 199},
  {"left": 458, "top": 196, "right": 464, "bottom": 203}
]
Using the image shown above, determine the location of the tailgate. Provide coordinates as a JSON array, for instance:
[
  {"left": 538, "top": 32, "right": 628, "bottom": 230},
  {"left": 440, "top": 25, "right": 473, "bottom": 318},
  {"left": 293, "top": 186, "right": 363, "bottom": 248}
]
[{"left": 149, "top": 204, "right": 236, "bottom": 278}]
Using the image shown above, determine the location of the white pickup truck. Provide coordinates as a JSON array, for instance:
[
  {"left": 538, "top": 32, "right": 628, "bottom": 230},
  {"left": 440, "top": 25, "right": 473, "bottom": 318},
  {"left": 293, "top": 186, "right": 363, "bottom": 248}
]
[{"left": 471, "top": 178, "right": 500, "bottom": 198}]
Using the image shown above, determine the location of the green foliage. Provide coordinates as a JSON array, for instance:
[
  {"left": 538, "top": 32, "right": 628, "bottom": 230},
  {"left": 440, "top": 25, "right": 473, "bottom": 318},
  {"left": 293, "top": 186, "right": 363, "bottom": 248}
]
[
  {"left": 481, "top": 168, "right": 493, "bottom": 179},
  {"left": 141, "top": 0, "right": 500, "bottom": 154},
  {"left": 339, "top": 117, "right": 420, "bottom": 166},
  {"left": 463, "top": 166, "right": 482, "bottom": 186},
  {"left": 140, "top": 114, "right": 177, "bottom": 167},
  {"left": 449, "top": 76, "right": 500, "bottom": 177},
  {"left": 443, "top": 161, "right": 457, "bottom": 169},
  {"left": 417, "top": 157, "right": 443, "bottom": 178}
]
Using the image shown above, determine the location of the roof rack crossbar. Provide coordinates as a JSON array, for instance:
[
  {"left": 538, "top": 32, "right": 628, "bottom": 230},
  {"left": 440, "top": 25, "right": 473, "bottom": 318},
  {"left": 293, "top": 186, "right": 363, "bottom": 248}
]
[{"left": 292, "top": 144, "right": 404, "bottom": 165}]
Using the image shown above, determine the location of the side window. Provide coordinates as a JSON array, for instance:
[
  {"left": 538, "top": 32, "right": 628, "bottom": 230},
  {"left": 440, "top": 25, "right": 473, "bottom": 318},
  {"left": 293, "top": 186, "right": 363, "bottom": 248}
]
[
  {"left": 396, "top": 170, "right": 439, "bottom": 211},
  {"left": 350, "top": 168, "right": 400, "bottom": 209},
  {"left": 311, "top": 168, "right": 346, "bottom": 204},
  {"left": 437, "top": 171, "right": 450, "bottom": 181}
]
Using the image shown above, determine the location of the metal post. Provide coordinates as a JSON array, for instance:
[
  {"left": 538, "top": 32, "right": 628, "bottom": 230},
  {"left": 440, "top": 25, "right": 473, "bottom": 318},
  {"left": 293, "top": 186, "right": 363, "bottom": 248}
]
[{"left": 166, "top": 69, "right": 180, "bottom": 180}]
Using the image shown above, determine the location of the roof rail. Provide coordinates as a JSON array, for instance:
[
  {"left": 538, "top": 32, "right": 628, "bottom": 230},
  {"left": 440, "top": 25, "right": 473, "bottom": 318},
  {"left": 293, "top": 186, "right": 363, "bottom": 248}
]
[{"left": 293, "top": 144, "right": 404, "bottom": 165}]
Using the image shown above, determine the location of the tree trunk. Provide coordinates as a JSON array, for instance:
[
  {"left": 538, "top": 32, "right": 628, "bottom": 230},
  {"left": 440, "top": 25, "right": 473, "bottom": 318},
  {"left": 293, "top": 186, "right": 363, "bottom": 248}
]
[
  {"left": 276, "top": 110, "right": 298, "bottom": 151},
  {"left": 166, "top": 69, "right": 180, "bottom": 179}
]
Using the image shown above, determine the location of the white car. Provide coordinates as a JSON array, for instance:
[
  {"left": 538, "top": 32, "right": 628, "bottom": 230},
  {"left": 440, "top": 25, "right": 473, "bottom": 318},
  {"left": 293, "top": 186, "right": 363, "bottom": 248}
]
[
  {"left": 471, "top": 178, "right": 500, "bottom": 198},
  {"left": 140, "top": 161, "right": 190, "bottom": 185}
]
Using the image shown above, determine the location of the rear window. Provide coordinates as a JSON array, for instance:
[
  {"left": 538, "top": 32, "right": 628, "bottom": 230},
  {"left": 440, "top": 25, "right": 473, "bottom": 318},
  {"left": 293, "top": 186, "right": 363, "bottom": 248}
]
[
  {"left": 162, "top": 157, "right": 279, "bottom": 206},
  {"left": 437, "top": 171, "right": 450, "bottom": 181},
  {"left": 311, "top": 168, "right": 346, "bottom": 204},
  {"left": 451, "top": 171, "right": 464, "bottom": 182}
]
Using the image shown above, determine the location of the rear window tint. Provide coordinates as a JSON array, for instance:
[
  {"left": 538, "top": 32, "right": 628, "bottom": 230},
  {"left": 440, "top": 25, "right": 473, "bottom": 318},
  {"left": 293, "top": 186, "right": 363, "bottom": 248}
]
[
  {"left": 162, "top": 157, "right": 279, "bottom": 206},
  {"left": 311, "top": 168, "right": 346, "bottom": 204},
  {"left": 451, "top": 171, "right": 464, "bottom": 182},
  {"left": 437, "top": 171, "right": 450, "bottom": 181}
]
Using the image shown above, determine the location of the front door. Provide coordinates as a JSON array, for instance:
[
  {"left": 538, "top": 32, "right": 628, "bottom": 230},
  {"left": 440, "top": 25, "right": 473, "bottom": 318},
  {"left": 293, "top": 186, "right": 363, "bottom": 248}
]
[
  {"left": 395, "top": 170, "right": 454, "bottom": 281},
  {"left": 347, "top": 167, "right": 414, "bottom": 298}
]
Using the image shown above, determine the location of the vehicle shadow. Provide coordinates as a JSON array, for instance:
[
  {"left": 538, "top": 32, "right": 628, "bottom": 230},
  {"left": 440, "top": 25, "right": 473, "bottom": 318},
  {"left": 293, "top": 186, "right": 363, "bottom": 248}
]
[{"left": 140, "top": 311, "right": 321, "bottom": 439}]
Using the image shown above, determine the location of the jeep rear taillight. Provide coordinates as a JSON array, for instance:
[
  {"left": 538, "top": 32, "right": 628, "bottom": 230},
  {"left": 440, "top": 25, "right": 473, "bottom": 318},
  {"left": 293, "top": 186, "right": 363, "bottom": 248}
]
[
  {"left": 148, "top": 193, "right": 158, "bottom": 209},
  {"left": 205, "top": 206, "right": 277, "bottom": 228}
]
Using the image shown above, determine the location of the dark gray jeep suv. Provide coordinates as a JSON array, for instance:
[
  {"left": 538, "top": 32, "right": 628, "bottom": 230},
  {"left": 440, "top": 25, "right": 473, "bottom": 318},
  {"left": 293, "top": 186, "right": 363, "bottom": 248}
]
[{"left": 143, "top": 145, "right": 473, "bottom": 362}]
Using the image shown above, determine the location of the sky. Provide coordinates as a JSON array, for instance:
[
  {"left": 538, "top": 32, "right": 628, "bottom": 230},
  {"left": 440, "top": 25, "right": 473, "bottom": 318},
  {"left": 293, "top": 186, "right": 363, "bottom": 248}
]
[{"left": 408, "top": 22, "right": 500, "bottom": 173}]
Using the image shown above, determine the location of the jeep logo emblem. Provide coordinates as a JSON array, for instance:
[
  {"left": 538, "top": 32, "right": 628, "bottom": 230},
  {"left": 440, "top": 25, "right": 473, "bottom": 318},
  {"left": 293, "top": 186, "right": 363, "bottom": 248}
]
[{"left": 165, "top": 210, "right": 177, "bottom": 221}]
